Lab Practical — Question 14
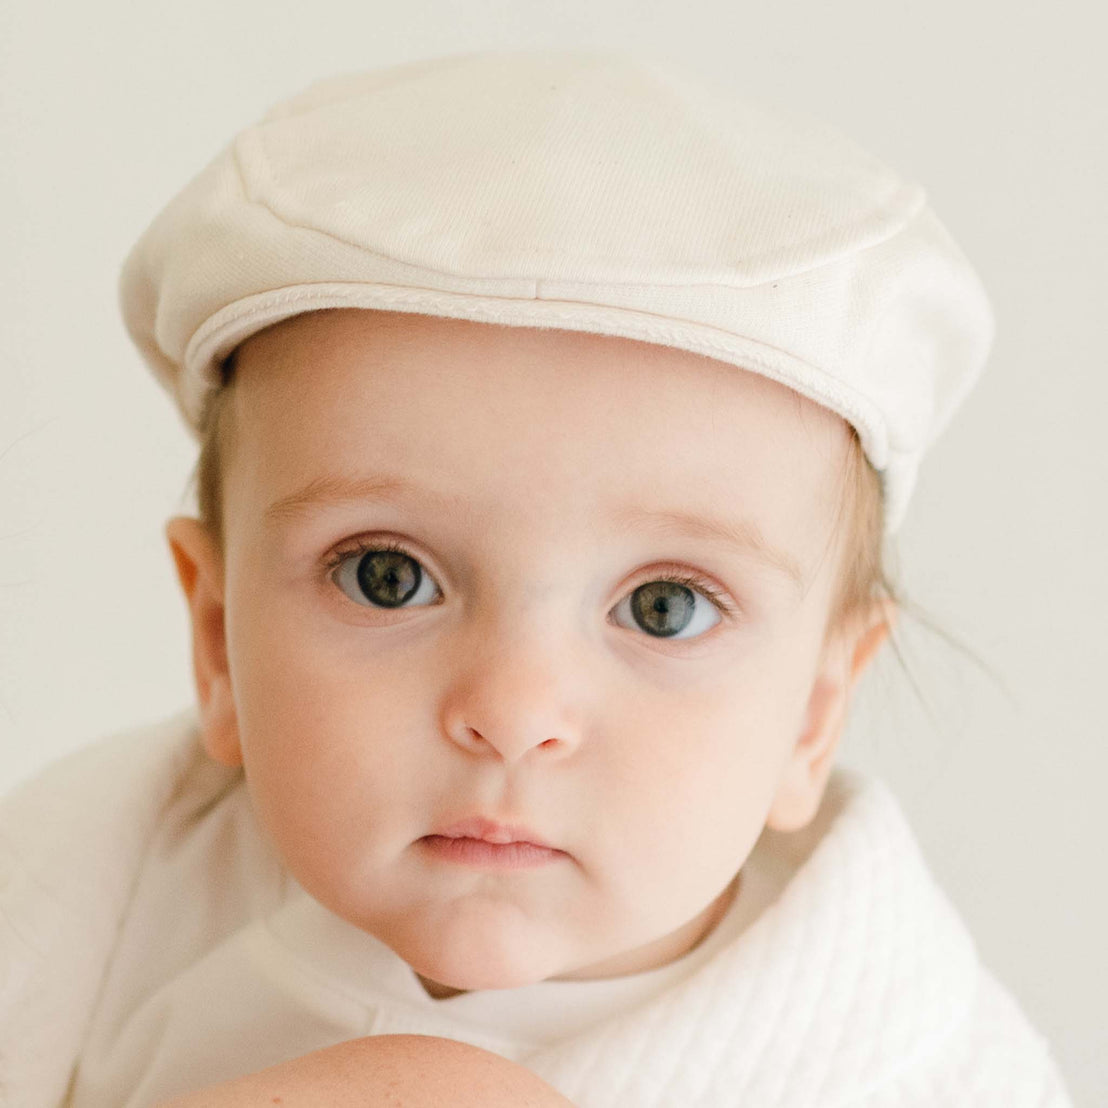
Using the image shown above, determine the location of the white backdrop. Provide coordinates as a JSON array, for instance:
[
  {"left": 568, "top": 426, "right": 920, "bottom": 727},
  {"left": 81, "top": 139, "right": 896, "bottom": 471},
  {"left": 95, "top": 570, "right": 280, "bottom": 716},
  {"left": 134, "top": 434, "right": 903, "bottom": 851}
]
[{"left": 2, "top": 1, "right": 1104, "bottom": 1101}]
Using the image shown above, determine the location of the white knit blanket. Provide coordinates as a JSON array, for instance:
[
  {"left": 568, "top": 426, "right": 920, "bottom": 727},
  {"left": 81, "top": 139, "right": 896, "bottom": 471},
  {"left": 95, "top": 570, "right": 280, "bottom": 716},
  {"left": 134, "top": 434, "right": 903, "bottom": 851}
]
[{"left": 0, "top": 710, "right": 1073, "bottom": 1107}]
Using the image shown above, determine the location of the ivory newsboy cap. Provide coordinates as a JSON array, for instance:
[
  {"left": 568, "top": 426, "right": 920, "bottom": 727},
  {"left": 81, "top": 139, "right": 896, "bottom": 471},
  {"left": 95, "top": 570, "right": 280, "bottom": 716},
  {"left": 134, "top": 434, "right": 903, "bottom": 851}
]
[{"left": 119, "top": 47, "right": 995, "bottom": 533}]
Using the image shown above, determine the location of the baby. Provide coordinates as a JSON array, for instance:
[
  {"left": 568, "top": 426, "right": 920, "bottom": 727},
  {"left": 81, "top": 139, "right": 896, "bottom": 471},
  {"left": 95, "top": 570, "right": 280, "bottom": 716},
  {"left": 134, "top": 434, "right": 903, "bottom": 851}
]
[{"left": 0, "top": 49, "right": 1073, "bottom": 1107}]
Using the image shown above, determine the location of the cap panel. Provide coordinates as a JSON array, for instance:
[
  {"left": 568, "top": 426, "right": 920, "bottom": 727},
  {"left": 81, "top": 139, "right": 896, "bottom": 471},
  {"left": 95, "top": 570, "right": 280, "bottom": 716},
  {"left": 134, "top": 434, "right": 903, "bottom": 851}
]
[{"left": 236, "top": 51, "right": 926, "bottom": 287}]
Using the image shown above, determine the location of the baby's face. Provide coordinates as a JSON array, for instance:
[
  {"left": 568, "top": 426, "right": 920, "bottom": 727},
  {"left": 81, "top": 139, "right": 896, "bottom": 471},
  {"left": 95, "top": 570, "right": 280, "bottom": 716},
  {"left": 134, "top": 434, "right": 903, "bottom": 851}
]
[{"left": 179, "top": 308, "right": 866, "bottom": 996}]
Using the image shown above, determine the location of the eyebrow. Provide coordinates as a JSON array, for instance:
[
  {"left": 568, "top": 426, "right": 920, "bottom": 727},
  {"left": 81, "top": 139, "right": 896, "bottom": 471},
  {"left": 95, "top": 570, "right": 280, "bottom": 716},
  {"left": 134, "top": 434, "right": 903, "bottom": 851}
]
[
  {"left": 609, "top": 505, "right": 805, "bottom": 590},
  {"left": 265, "top": 474, "right": 454, "bottom": 523},
  {"left": 264, "top": 473, "right": 804, "bottom": 590}
]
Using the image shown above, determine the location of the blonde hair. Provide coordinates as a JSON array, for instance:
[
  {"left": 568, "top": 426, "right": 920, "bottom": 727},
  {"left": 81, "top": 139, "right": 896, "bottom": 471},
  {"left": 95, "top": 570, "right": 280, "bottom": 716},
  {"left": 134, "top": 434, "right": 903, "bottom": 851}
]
[{"left": 194, "top": 344, "right": 899, "bottom": 644}]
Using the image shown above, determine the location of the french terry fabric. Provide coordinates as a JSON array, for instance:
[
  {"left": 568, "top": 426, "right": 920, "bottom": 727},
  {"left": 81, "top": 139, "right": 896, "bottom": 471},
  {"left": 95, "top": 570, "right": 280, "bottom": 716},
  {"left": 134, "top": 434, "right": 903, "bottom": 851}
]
[{"left": 0, "top": 708, "right": 1074, "bottom": 1107}]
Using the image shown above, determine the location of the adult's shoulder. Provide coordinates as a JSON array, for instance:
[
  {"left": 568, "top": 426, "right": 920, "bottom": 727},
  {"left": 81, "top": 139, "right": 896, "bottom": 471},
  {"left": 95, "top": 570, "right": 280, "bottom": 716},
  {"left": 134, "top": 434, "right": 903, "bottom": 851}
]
[{"left": 154, "top": 1035, "right": 577, "bottom": 1108}]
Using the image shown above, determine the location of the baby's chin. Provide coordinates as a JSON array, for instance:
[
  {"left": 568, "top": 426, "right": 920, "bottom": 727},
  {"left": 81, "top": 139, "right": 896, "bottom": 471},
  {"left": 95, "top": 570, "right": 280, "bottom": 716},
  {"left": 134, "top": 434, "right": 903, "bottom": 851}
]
[{"left": 298, "top": 866, "right": 585, "bottom": 993}]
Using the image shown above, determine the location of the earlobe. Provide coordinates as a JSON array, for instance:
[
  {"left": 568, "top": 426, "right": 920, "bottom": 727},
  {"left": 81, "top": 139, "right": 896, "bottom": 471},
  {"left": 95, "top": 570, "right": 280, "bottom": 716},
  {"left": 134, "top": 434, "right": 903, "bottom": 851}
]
[
  {"left": 765, "top": 666, "right": 845, "bottom": 833},
  {"left": 766, "top": 599, "right": 894, "bottom": 833},
  {"left": 198, "top": 672, "right": 243, "bottom": 768},
  {"left": 165, "top": 516, "right": 243, "bottom": 768}
]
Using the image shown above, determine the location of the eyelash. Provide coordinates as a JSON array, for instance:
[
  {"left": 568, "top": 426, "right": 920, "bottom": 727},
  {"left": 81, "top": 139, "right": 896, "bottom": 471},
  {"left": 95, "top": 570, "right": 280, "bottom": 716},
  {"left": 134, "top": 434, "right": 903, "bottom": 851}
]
[{"left": 322, "top": 537, "right": 738, "bottom": 618}]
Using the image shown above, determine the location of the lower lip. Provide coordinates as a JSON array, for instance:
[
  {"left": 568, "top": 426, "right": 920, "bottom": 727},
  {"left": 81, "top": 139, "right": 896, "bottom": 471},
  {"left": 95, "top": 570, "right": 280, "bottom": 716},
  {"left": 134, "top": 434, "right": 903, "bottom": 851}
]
[{"left": 420, "top": 835, "right": 564, "bottom": 869}]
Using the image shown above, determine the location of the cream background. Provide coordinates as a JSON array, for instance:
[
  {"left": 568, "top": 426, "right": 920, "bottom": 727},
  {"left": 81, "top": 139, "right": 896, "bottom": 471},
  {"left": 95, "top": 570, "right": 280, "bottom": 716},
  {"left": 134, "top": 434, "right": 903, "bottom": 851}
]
[{"left": 1, "top": 1, "right": 1103, "bottom": 1101}]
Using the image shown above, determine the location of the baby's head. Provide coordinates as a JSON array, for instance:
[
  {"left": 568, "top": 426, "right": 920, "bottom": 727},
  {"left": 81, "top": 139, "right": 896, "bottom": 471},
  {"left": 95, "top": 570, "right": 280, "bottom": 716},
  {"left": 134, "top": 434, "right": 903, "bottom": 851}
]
[
  {"left": 123, "top": 50, "right": 993, "bottom": 995},
  {"left": 167, "top": 306, "right": 888, "bottom": 994}
]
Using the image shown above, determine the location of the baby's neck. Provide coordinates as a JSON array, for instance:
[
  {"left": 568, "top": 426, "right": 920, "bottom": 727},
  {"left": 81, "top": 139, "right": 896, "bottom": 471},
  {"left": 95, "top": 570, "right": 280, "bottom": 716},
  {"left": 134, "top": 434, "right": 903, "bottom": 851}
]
[{"left": 418, "top": 974, "right": 468, "bottom": 1000}]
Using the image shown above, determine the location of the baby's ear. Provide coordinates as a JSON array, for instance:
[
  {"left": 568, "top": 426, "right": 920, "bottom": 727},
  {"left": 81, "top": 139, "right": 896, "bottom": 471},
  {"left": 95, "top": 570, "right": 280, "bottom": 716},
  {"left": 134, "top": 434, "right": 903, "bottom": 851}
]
[
  {"left": 164, "top": 516, "right": 243, "bottom": 768},
  {"left": 766, "top": 597, "right": 895, "bottom": 832}
]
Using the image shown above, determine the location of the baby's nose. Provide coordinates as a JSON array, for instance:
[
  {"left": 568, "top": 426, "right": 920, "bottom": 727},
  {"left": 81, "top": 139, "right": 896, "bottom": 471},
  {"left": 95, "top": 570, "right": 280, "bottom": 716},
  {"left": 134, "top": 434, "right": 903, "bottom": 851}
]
[{"left": 437, "top": 616, "right": 586, "bottom": 764}]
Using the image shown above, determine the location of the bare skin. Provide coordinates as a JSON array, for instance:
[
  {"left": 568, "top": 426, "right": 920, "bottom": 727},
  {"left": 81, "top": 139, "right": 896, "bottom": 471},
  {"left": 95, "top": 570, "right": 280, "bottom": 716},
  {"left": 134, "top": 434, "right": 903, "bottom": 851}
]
[{"left": 154, "top": 1034, "right": 576, "bottom": 1107}]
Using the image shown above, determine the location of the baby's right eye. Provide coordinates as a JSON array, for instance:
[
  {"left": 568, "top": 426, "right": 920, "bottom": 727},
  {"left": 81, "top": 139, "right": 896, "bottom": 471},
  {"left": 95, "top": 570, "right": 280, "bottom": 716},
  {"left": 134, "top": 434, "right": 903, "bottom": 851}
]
[{"left": 330, "top": 541, "right": 443, "bottom": 609}]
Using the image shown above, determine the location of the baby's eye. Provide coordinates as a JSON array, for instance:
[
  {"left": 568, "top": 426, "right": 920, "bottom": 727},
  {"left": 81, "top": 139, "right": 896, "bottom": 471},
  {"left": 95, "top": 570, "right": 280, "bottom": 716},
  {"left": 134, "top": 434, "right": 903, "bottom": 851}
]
[
  {"left": 610, "top": 578, "right": 726, "bottom": 640},
  {"left": 331, "top": 542, "right": 442, "bottom": 609},
  {"left": 329, "top": 542, "right": 730, "bottom": 641}
]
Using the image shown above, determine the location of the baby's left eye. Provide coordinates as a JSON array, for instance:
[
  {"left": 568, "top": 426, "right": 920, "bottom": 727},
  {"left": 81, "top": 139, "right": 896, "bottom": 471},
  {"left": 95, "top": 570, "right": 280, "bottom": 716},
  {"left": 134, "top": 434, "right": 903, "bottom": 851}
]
[{"left": 610, "top": 578, "right": 726, "bottom": 640}]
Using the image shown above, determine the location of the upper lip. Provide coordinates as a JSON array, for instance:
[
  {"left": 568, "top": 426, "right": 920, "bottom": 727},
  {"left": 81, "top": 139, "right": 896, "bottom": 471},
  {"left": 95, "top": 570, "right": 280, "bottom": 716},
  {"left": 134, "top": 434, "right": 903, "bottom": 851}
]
[{"left": 429, "top": 817, "right": 557, "bottom": 850}]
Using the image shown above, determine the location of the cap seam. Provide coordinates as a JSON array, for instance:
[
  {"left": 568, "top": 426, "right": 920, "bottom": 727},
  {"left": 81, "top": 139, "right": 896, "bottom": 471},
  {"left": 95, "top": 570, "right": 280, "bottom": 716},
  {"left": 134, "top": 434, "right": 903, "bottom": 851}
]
[{"left": 234, "top": 127, "right": 929, "bottom": 291}]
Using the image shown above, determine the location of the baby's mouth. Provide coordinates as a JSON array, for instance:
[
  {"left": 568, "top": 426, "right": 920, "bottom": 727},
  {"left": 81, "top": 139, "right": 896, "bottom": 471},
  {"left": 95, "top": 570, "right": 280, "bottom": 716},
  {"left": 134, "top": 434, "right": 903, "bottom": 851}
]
[
  {"left": 419, "top": 835, "right": 566, "bottom": 869},
  {"left": 420, "top": 816, "right": 567, "bottom": 869},
  {"left": 429, "top": 816, "right": 557, "bottom": 850}
]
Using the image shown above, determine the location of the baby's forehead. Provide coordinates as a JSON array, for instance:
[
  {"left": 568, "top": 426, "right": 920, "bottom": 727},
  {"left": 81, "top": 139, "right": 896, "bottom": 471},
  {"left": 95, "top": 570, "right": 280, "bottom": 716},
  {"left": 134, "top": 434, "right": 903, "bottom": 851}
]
[
  {"left": 234, "top": 308, "right": 839, "bottom": 429},
  {"left": 232, "top": 308, "right": 847, "bottom": 490},
  {"left": 223, "top": 311, "right": 851, "bottom": 576}
]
